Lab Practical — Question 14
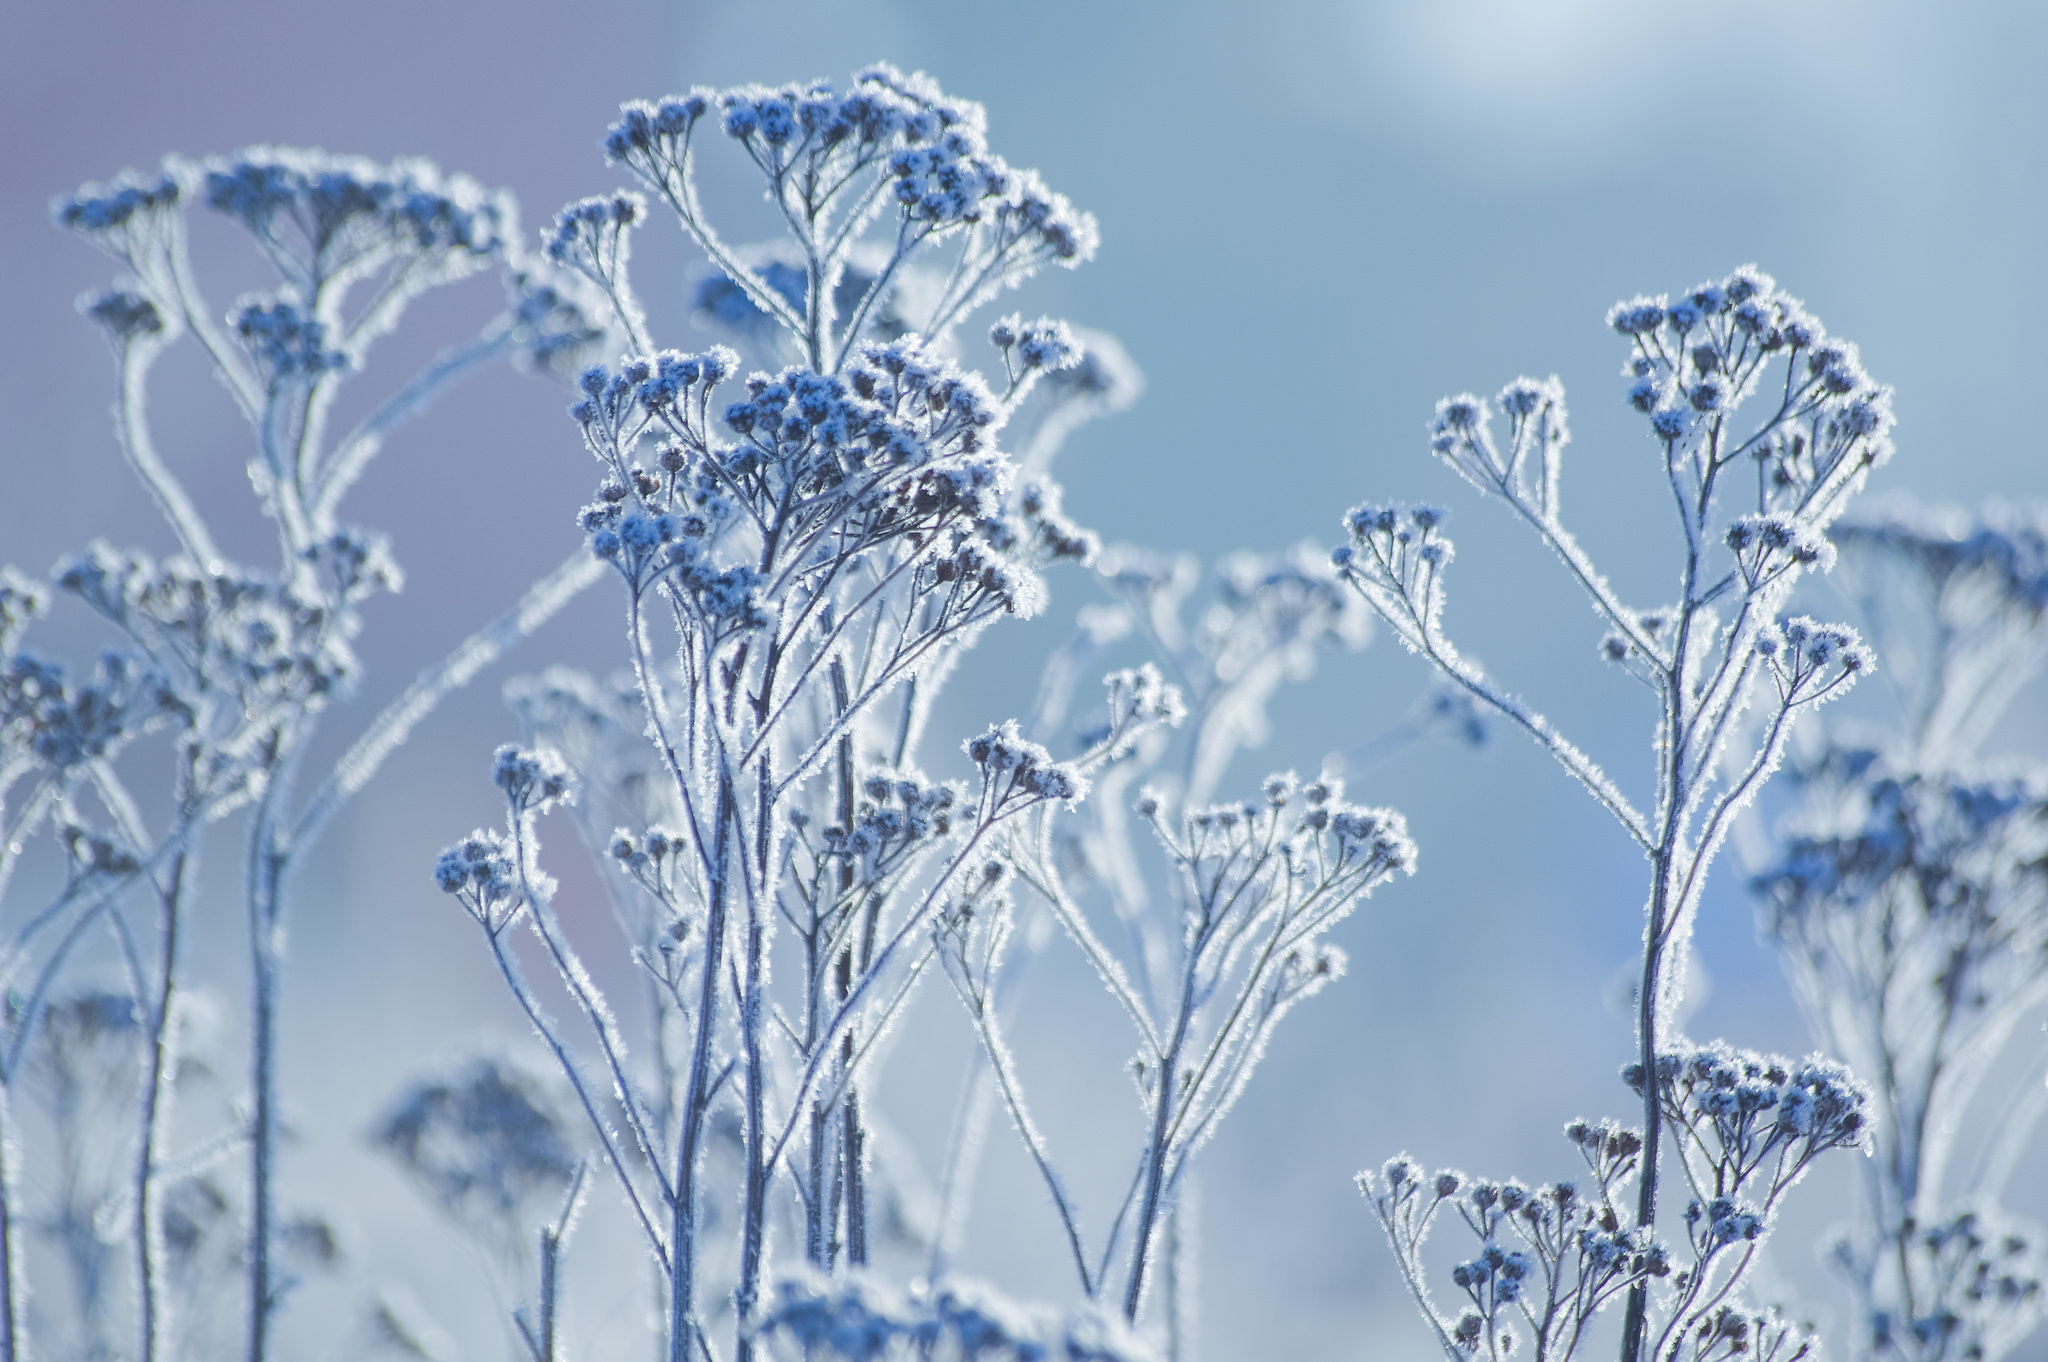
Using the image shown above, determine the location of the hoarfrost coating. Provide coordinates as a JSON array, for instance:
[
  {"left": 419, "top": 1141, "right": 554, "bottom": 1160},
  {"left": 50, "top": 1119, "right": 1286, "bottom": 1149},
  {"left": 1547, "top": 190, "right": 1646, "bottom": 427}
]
[{"left": 1, "top": 55, "right": 2042, "bottom": 1362}]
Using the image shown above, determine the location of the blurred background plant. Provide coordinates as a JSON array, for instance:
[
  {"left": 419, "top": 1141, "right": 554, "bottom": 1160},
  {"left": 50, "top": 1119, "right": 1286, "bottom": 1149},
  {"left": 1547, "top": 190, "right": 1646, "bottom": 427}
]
[
  {"left": 9, "top": 138, "right": 614, "bottom": 1362},
  {"left": 1754, "top": 502, "right": 2048, "bottom": 1361}
]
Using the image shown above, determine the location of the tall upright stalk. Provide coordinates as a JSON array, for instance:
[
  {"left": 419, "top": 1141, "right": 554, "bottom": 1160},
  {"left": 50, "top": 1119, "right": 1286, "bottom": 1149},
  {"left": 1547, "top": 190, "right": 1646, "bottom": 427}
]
[
  {"left": 245, "top": 794, "right": 285, "bottom": 1362},
  {"left": 670, "top": 777, "right": 732, "bottom": 1362},
  {"left": 134, "top": 843, "right": 190, "bottom": 1362},
  {"left": 1343, "top": 269, "right": 1894, "bottom": 1362}
]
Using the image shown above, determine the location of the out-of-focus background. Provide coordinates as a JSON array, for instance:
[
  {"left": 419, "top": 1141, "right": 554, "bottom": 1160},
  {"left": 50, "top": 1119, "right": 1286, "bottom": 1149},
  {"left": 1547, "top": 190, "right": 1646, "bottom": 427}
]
[{"left": 3, "top": 1, "right": 2045, "bottom": 1356}]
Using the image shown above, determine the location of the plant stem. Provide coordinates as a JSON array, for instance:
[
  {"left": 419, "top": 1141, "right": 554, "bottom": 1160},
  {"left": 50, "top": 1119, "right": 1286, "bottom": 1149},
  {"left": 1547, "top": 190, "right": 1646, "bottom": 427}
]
[
  {"left": 1619, "top": 857, "right": 1670, "bottom": 1362},
  {"left": 136, "top": 845, "right": 189, "bottom": 1362},
  {"left": 1126, "top": 957, "right": 1201, "bottom": 1320},
  {"left": 0, "top": 1078, "right": 23, "bottom": 1362},
  {"left": 246, "top": 800, "right": 286, "bottom": 1362},
  {"left": 671, "top": 776, "right": 733, "bottom": 1362}
]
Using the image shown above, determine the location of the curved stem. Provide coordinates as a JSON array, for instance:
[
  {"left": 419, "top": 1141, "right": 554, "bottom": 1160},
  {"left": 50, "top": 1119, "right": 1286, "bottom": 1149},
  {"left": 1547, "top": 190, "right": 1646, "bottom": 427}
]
[
  {"left": 516, "top": 825, "right": 675, "bottom": 1205},
  {"left": 484, "top": 918, "right": 672, "bottom": 1271},
  {"left": 1417, "top": 630, "right": 1653, "bottom": 853},
  {"left": 963, "top": 989, "right": 1095, "bottom": 1295},
  {"left": 312, "top": 328, "right": 512, "bottom": 527},
  {"left": 646, "top": 146, "right": 806, "bottom": 339},
  {"left": 117, "top": 338, "right": 221, "bottom": 567},
  {"left": 294, "top": 552, "right": 605, "bottom": 849}
]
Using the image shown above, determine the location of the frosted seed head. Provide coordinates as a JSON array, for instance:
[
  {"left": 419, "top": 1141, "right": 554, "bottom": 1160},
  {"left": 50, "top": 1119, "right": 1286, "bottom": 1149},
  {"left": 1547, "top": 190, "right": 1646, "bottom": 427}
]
[
  {"left": 1438, "top": 394, "right": 1485, "bottom": 431},
  {"left": 1498, "top": 379, "right": 1545, "bottom": 417},
  {"left": 1650, "top": 406, "right": 1690, "bottom": 441},
  {"left": 1608, "top": 296, "right": 1667, "bottom": 336}
]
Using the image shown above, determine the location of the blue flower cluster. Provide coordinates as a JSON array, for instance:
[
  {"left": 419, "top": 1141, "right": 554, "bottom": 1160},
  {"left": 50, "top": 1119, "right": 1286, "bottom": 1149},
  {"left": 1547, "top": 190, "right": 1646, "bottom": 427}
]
[
  {"left": 601, "top": 66, "right": 1095, "bottom": 350},
  {"left": 966, "top": 720, "right": 1087, "bottom": 808},
  {"left": 1753, "top": 615, "right": 1873, "bottom": 703},
  {"left": 1298, "top": 776, "right": 1416, "bottom": 872},
  {"left": 373, "top": 1055, "right": 580, "bottom": 1230},
  {"left": 1725, "top": 512, "right": 1836, "bottom": 587},
  {"left": 543, "top": 191, "right": 643, "bottom": 272},
  {"left": 1365, "top": 1147, "right": 1670, "bottom": 1362},
  {"left": 233, "top": 298, "right": 352, "bottom": 383},
  {"left": 1761, "top": 760, "right": 2048, "bottom": 936},
  {"left": 689, "top": 254, "right": 827, "bottom": 345},
  {"left": 1625, "top": 1042, "right": 1870, "bottom": 1186},
  {"left": 1153, "top": 773, "right": 1414, "bottom": 883},
  {"left": 52, "top": 170, "right": 181, "bottom": 234},
  {"left": 1452, "top": 1241, "right": 1534, "bottom": 1313},
  {"left": 502, "top": 263, "right": 611, "bottom": 379},
  {"left": 200, "top": 147, "right": 509, "bottom": 279},
  {"left": 1213, "top": 543, "right": 1375, "bottom": 662},
  {"left": 572, "top": 335, "right": 1054, "bottom": 631},
  {"left": 1683, "top": 1306, "right": 1817, "bottom": 1362},
  {"left": 303, "top": 527, "right": 403, "bottom": 603},
  {"left": 606, "top": 825, "right": 675, "bottom": 867},
  {"left": 433, "top": 829, "right": 522, "bottom": 927},
  {"left": 54, "top": 543, "right": 362, "bottom": 716},
  {"left": 1859, "top": 1210, "right": 2044, "bottom": 1361},
  {"left": 1835, "top": 499, "right": 2048, "bottom": 620},
  {"left": 817, "top": 770, "right": 961, "bottom": 887},
  {"left": 607, "top": 64, "right": 970, "bottom": 177},
  {"left": 1331, "top": 503, "right": 1456, "bottom": 653},
  {"left": 81, "top": 289, "right": 166, "bottom": 342},
  {"left": 491, "top": 743, "right": 576, "bottom": 818},
  {"left": 752, "top": 1270, "right": 1158, "bottom": 1362},
  {"left": 605, "top": 62, "right": 997, "bottom": 176},
  {"left": 1101, "top": 664, "right": 1187, "bottom": 743},
  {"left": 1008, "top": 481, "right": 1099, "bottom": 566},
  {"left": 990, "top": 315, "right": 1080, "bottom": 374},
  {"left": 0, "top": 568, "right": 48, "bottom": 654},
  {"left": 1, "top": 648, "right": 180, "bottom": 772},
  {"left": 1605, "top": 267, "right": 1894, "bottom": 513},
  {"left": 59, "top": 825, "right": 143, "bottom": 880}
]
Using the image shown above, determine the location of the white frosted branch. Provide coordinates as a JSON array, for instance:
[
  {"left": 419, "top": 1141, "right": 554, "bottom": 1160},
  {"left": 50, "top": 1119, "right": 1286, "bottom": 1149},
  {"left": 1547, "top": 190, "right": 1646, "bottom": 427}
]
[
  {"left": 1416, "top": 626, "right": 1652, "bottom": 853},
  {"left": 116, "top": 341, "right": 221, "bottom": 568},
  {"left": 313, "top": 329, "right": 513, "bottom": 528},
  {"left": 292, "top": 551, "right": 605, "bottom": 849}
]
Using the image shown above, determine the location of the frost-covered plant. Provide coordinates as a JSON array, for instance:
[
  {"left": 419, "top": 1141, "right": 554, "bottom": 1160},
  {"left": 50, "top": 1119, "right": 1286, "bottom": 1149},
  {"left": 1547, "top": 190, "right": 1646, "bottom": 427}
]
[
  {"left": 428, "top": 64, "right": 1420, "bottom": 1362},
  {"left": 954, "top": 764, "right": 1411, "bottom": 1317},
  {"left": 1755, "top": 503, "right": 2048, "bottom": 1360},
  {"left": 1, "top": 146, "right": 612, "bottom": 1362},
  {"left": 37, "top": 57, "right": 2014, "bottom": 1362},
  {"left": 1343, "top": 268, "right": 1893, "bottom": 1360},
  {"left": 1370, "top": 1040, "right": 1868, "bottom": 1362},
  {"left": 914, "top": 535, "right": 1410, "bottom": 1357},
  {"left": 749, "top": 1270, "right": 1157, "bottom": 1361},
  {"left": 431, "top": 64, "right": 1113, "bottom": 1362}
]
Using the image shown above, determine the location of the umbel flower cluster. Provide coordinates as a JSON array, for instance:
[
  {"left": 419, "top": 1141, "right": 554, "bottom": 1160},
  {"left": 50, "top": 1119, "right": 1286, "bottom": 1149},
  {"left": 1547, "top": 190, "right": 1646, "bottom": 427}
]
[{"left": 8, "top": 56, "right": 2046, "bottom": 1362}]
